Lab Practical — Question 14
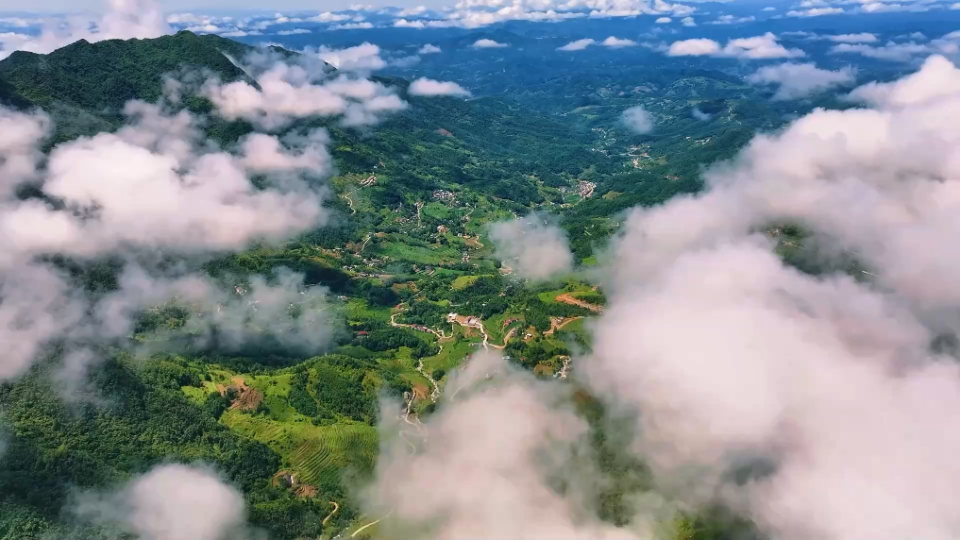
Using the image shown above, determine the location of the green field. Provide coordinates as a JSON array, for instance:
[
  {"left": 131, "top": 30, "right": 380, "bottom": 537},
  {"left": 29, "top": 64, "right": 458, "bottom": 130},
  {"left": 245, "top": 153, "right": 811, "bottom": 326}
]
[
  {"left": 222, "top": 410, "right": 379, "bottom": 487},
  {"left": 377, "top": 241, "right": 460, "bottom": 266},
  {"left": 421, "top": 339, "right": 480, "bottom": 376}
]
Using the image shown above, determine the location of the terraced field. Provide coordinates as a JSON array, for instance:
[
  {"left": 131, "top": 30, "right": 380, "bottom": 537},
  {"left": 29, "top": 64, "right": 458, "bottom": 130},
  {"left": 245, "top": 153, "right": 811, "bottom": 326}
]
[
  {"left": 221, "top": 410, "right": 378, "bottom": 487},
  {"left": 289, "top": 424, "right": 379, "bottom": 486}
]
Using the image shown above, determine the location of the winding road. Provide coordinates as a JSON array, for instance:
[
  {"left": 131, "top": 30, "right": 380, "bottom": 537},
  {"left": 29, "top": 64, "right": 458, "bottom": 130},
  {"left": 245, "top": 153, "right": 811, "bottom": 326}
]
[{"left": 323, "top": 501, "right": 340, "bottom": 527}]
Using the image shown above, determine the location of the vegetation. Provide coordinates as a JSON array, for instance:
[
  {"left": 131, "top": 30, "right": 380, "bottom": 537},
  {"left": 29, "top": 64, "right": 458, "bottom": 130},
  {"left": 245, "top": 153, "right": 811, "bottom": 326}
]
[{"left": 0, "top": 27, "right": 803, "bottom": 539}]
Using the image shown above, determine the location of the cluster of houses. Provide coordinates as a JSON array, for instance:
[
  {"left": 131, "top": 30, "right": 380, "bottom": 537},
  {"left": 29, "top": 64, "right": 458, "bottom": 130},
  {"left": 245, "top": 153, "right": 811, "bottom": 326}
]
[{"left": 447, "top": 313, "right": 482, "bottom": 328}]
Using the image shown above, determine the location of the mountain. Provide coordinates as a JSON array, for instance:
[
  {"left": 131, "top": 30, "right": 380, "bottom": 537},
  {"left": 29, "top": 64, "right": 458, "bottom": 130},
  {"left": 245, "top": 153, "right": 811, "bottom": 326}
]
[
  {"left": 0, "top": 31, "right": 621, "bottom": 540},
  {"left": 0, "top": 30, "right": 770, "bottom": 540},
  {"left": 0, "top": 31, "right": 248, "bottom": 111}
]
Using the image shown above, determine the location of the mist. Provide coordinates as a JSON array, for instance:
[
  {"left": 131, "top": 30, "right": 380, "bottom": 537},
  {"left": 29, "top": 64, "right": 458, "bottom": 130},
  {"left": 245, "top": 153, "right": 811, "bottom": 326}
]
[
  {"left": 488, "top": 214, "right": 574, "bottom": 280},
  {"left": 363, "top": 54, "right": 960, "bottom": 540}
]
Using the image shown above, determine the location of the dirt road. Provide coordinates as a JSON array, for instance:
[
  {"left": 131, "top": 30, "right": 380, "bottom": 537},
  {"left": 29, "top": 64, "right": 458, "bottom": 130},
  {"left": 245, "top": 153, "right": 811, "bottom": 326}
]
[
  {"left": 555, "top": 293, "right": 603, "bottom": 313},
  {"left": 323, "top": 501, "right": 339, "bottom": 527}
]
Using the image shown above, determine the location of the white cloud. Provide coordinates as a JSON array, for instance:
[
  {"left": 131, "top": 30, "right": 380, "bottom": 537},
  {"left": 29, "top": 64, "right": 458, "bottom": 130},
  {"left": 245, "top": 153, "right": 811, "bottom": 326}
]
[
  {"left": 692, "top": 107, "right": 712, "bottom": 120},
  {"left": 681, "top": 16, "right": 696, "bottom": 26},
  {"left": 762, "top": 6, "right": 777, "bottom": 10},
  {"left": 830, "top": 40, "right": 931, "bottom": 62},
  {"left": 309, "top": 11, "right": 352, "bottom": 22},
  {"left": 316, "top": 42, "right": 386, "bottom": 71},
  {"left": 75, "top": 464, "right": 247, "bottom": 540},
  {"left": 827, "top": 32, "right": 877, "bottom": 43},
  {"left": 602, "top": 36, "right": 639, "bottom": 48},
  {"left": 276, "top": 28, "right": 311, "bottom": 35},
  {"left": 398, "top": 5, "right": 428, "bottom": 16},
  {"left": 655, "top": 16, "right": 673, "bottom": 23},
  {"left": 0, "top": 0, "right": 170, "bottom": 59},
  {"left": 0, "top": 97, "right": 339, "bottom": 382},
  {"left": 622, "top": 105, "right": 655, "bottom": 134},
  {"left": 472, "top": 38, "right": 509, "bottom": 48},
  {"left": 488, "top": 215, "right": 574, "bottom": 280},
  {"left": 424, "top": 0, "right": 697, "bottom": 28},
  {"left": 582, "top": 53, "right": 960, "bottom": 540},
  {"left": 394, "top": 18, "right": 426, "bottom": 27},
  {"left": 668, "top": 33, "right": 805, "bottom": 59},
  {"left": 203, "top": 53, "right": 406, "bottom": 130},
  {"left": 668, "top": 37, "right": 721, "bottom": 56},
  {"left": 848, "top": 55, "right": 960, "bottom": 107},
  {"left": 747, "top": 62, "right": 856, "bottom": 99},
  {"left": 418, "top": 43, "right": 442, "bottom": 53},
  {"left": 787, "top": 6, "right": 845, "bottom": 16},
  {"left": 363, "top": 351, "right": 648, "bottom": 539},
  {"left": 709, "top": 14, "right": 756, "bottom": 24},
  {"left": 558, "top": 38, "right": 596, "bottom": 50},
  {"left": 408, "top": 77, "right": 472, "bottom": 97},
  {"left": 331, "top": 21, "right": 375, "bottom": 30}
]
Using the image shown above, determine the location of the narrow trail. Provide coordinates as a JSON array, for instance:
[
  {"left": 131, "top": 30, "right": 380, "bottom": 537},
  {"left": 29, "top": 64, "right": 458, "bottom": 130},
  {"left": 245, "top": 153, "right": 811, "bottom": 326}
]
[
  {"left": 416, "top": 357, "right": 441, "bottom": 401},
  {"left": 544, "top": 316, "right": 583, "bottom": 336},
  {"left": 359, "top": 233, "right": 372, "bottom": 252},
  {"left": 555, "top": 292, "right": 603, "bottom": 313},
  {"left": 351, "top": 510, "right": 393, "bottom": 538},
  {"left": 323, "top": 501, "right": 339, "bottom": 527},
  {"left": 489, "top": 327, "right": 517, "bottom": 350},
  {"left": 343, "top": 193, "right": 356, "bottom": 215},
  {"left": 415, "top": 201, "right": 424, "bottom": 228}
]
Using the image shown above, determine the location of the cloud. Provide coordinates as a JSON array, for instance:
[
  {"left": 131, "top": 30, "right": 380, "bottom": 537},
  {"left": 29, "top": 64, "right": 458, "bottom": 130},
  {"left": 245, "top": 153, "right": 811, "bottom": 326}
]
[
  {"left": 202, "top": 52, "right": 406, "bottom": 130},
  {"left": 668, "top": 37, "right": 720, "bottom": 56},
  {"left": 655, "top": 16, "right": 673, "bottom": 23},
  {"left": 362, "top": 350, "right": 658, "bottom": 539},
  {"left": 558, "top": 38, "right": 596, "bottom": 51},
  {"left": 692, "top": 107, "right": 712, "bottom": 120},
  {"left": 668, "top": 33, "right": 804, "bottom": 59},
  {"left": 829, "top": 40, "right": 931, "bottom": 62},
  {"left": 488, "top": 215, "right": 574, "bottom": 280},
  {"left": 429, "top": 0, "right": 696, "bottom": 28},
  {"left": 0, "top": 97, "right": 340, "bottom": 383},
  {"left": 309, "top": 11, "right": 352, "bottom": 22},
  {"left": 472, "top": 38, "right": 508, "bottom": 48},
  {"left": 746, "top": 62, "right": 856, "bottom": 100},
  {"left": 621, "top": 105, "right": 656, "bottom": 134},
  {"left": 74, "top": 464, "right": 248, "bottom": 540},
  {"left": 602, "top": 36, "right": 638, "bottom": 48},
  {"left": 98, "top": 265, "right": 335, "bottom": 356},
  {"left": 276, "top": 28, "right": 311, "bottom": 35},
  {"left": 847, "top": 55, "right": 960, "bottom": 107},
  {"left": 408, "top": 78, "right": 472, "bottom": 97},
  {"left": 578, "top": 52, "right": 960, "bottom": 540},
  {"left": 331, "top": 21, "right": 375, "bottom": 30},
  {"left": 827, "top": 32, "right": 877, "bottom": 43},
  {"left": 0, "top": 0, "right": 170, "bottom": 59},
  {"left": 681, "top": 16, "right": 696, "bottom": 26},
  {"left": 418, "top": 43, "right": 441, "bottom": 53},
  {"left": 395, "top": 18, "right": 426, "bottom": 27},
  {"left": 398, "top": 5, "right": 428, "bottom": 16},
  {"left": 316, "top": 42, "right": 385, "bottom": 71},
  {"left": 709, "top": 14, "right": 756, "bottom": 24},
  {"left": 787, "top": 6, "right": 845, "bottom": 16}
]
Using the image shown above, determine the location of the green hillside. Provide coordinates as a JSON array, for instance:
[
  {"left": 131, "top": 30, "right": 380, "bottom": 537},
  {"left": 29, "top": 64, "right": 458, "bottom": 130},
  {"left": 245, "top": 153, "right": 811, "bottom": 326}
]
[{"left": 0, "top": 31, "right": 764, "bottom": 540}]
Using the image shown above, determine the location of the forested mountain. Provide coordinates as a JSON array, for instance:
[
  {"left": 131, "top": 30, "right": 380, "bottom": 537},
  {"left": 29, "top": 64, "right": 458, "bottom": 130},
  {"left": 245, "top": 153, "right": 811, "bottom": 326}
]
[{"left": 0, "top": 30, "right": 771, "bottom": 540}]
